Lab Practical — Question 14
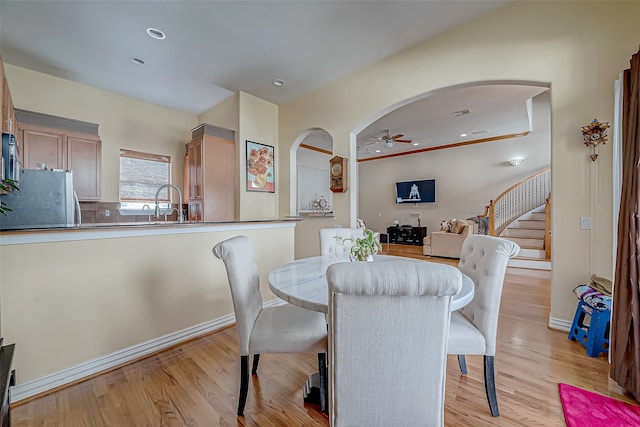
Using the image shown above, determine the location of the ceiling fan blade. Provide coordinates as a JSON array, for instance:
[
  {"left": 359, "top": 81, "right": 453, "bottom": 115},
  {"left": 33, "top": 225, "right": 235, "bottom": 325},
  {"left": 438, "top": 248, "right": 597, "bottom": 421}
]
[
  {"left": 391, "top": 134, "right": 404, "bottom": 139},
  {"left": 395, "top": 139, "right": 412, "bottom": 143}
]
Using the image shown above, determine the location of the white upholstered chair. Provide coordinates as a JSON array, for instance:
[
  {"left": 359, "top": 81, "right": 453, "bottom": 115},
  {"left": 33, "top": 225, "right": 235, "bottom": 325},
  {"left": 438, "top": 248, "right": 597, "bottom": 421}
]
[
  {"left": 213, "top": 236, "right": 328, "bottom": 416},
  {"left": 448, "top": 234, "right": 520, "bottom": 417},
  {"left": 327, "top": 260, "right": 462, "bottom": 427},
  {"left": 319, "top": 227, "right": 366, "bottom": 258}
]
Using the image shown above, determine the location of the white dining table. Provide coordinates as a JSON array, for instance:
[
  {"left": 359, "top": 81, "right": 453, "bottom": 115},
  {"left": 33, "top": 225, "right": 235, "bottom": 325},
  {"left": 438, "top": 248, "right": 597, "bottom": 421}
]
[{"left": 268, "top": 254, "right": 475, "bottom": 314}]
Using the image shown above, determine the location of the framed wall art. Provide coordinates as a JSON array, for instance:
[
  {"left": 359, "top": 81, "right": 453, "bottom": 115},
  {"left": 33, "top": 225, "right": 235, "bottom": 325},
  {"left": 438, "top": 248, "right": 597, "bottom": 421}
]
[{"left": 246, "top": 140, "right": 275, "bottom": 193}]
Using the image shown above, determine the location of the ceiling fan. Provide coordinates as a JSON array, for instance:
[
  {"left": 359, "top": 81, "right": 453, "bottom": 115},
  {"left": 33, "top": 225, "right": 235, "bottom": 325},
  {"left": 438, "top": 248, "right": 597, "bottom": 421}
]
[{"left": 371, "top": 130, "right": 413, "bottom": 147}]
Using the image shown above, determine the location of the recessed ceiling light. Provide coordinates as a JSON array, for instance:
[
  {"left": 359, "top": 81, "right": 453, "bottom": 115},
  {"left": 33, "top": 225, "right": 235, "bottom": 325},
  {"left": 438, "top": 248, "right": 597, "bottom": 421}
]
[
  {"left": 273, "top": 79, "right": 285, "bottom": 87},
  {"left": 460, "top": 133, "right": 468, "bottom": 137},
  {"left": 375, "top": 149, "right": 381, "bottom": 153},
  {"left": 146, "top": 27, "right": 166, "bottom": 40},
  {"left": 412, "top": 142, "right": 419, "bottom": 146},
  {"left": 130, "top": 57, "right": 145, "bottom": 65}
]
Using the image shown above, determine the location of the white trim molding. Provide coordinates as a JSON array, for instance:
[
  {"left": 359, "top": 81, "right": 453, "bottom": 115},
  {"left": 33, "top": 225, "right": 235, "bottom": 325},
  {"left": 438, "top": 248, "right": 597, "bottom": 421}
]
[
  {"left": 548, "top": 316, "right": 572, "bottom": 332},
  {"left": 11, "top": 298, "right": 285, "bottom": 404}
]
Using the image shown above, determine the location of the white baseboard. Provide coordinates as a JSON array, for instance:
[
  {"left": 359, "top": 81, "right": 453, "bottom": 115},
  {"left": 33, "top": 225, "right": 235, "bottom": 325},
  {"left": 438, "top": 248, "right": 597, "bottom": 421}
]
[
  {"left": 11, "top": 298, "right": 285, "bottom": 404},
  {"left": 549, "top": 316, "right": 572, "bottom": 332}
]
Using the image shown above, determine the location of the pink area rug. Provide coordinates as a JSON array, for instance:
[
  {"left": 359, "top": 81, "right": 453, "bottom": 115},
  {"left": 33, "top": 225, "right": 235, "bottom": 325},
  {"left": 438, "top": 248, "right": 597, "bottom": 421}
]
[{"left": 559, "top": 383, "right": 640, "bottom": 426}]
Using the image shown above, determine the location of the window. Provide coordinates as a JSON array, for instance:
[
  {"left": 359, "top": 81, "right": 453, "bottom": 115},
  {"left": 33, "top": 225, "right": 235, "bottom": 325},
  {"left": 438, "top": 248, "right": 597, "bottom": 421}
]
[{"left": 119, "top": 149, "right": 172, "bottom": 211}]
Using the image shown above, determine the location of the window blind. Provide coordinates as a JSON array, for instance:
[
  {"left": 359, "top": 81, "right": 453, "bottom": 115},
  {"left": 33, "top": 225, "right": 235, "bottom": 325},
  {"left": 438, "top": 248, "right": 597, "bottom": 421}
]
[{"left": 119, "top": 149, "right": 171, "bottom": 202}]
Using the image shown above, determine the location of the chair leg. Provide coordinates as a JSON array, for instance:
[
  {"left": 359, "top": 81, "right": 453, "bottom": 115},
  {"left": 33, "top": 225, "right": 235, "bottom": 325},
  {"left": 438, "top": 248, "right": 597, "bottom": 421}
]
[
  {"left": 483, "top": 355, "right": 499, "bottom": 417},
  {"left": 252, "top": 354, "right": 260, "bottom": 374},
  {"left": 318, "top": 353, "right": 328, "bottom": 414},
  {"left": 457, "top": 355, "right": 468, "bottom": 375},
  {"left": 238, "top": 355, "right": 250, "bottom": 416}
]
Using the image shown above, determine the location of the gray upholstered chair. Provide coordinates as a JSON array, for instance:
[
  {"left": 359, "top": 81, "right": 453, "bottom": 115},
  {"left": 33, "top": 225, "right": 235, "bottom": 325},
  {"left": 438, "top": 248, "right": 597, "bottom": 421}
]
[
  {"left": 448, "top": 234, "right": 520, "bottom": 417},
  {"left": 213, "top": 235, "right": 328, "bottom": 416},
  {"left": 327, "top": 259, "right": 462, "bottom": 427}
]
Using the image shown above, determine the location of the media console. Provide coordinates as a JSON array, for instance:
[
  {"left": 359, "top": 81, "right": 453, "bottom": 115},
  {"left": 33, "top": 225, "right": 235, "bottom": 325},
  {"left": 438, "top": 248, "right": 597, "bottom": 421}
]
[{"left": 387, "top": 225, "right": 427, "bottom": 246}]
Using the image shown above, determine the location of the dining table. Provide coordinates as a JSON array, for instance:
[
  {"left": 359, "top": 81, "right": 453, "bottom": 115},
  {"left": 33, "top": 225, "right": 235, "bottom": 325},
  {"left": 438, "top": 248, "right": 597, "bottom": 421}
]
[
  {"left": 268, "top": 254, "right": 475, "bottom": 314},
  {"left": 267, "top": 254, "right": 475, "bottom": 413}
]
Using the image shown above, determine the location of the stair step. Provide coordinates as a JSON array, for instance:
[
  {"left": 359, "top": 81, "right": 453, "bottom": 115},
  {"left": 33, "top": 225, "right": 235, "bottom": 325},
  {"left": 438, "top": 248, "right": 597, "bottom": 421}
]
[
  {"left": 519, "top": 211, "right": 546, "bottom": 221},
  {"left": 509, "top": 258, "right": 551, "bottom": 270},
  {"left": 505, "top": 237, "right": 544, "bottom": 249},
  {"left": 502, "top": 228, "right": 545, "bottom": 239},
  {"left": 517, "top": 247, "right": 546, "bottom": 258},
  {"left": 514, "top": 219, "right": 546, "bottom": 229}
]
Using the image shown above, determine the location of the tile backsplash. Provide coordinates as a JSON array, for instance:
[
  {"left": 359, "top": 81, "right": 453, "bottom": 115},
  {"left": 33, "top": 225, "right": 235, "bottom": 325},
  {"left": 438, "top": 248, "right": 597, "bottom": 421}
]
[{"left": 80, "top": 202, "right": 182, "bottom": 224}]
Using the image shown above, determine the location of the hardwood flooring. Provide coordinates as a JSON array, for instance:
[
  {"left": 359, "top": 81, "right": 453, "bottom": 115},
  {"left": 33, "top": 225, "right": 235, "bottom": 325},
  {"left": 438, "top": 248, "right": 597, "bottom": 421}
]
[{"left": 11, "top": 259, "right": 637, "bottom": 426}]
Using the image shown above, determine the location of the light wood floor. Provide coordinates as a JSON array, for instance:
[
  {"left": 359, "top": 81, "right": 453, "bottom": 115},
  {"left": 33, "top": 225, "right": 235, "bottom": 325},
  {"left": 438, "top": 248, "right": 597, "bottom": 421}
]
[{"left": 11, "top": 260, "right": 637, "bottom": 426}]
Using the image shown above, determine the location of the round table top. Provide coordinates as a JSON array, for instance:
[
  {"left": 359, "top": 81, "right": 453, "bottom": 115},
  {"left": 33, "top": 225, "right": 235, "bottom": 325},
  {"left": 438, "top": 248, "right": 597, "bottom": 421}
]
[{"left": 268, "top": 255, "right": 475, "bottom": 314}]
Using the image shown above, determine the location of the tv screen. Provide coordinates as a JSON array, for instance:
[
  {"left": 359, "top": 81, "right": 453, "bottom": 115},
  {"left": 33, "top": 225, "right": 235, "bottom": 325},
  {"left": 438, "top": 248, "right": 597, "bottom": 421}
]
[{"left": 395, "top": 179, "right": 436, "bottom": 204}]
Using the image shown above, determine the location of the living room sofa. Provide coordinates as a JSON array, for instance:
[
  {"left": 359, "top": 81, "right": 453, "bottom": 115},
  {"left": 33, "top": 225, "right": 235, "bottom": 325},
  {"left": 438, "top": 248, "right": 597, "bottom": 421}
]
[{"left": 423, "top": 219, "right": 478, "bottom": 258}]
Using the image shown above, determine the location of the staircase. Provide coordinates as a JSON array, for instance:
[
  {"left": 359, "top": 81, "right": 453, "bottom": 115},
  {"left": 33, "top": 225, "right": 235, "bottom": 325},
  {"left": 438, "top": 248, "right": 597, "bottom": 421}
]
[
  {"left": 480, "top": 167, "right": 551, "bottom": 270},
  {"left": 500, "top": 205, "right": 551, "bottom": 270}
]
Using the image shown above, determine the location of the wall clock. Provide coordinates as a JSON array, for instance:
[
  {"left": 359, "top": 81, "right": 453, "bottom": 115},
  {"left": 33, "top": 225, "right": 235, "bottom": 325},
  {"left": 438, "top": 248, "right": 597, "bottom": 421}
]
[{"left": 330, "top": 156, "right": 348, "bottom": 193}]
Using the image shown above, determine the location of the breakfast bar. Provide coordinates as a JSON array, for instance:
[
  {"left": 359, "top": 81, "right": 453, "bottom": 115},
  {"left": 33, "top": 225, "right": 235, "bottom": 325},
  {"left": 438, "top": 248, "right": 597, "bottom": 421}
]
[{"left": 0, "top": 220, "right": 298, "bottom": 403}]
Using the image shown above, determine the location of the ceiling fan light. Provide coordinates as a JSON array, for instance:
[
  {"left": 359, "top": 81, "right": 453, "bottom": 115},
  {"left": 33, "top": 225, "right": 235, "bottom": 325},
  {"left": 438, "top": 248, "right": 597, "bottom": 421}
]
[{"left": 385, "top": 141, "right": 393, "bottom": 148}]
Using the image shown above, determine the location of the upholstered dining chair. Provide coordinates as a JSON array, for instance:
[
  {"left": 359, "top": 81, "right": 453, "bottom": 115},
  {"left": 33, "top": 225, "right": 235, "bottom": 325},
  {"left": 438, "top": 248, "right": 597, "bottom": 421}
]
[
  {"left": 319, "top": 227, "right": 366, "bottom": 258},
  {"left": 448, "top": 234, "right": 520, "bottom": 417},
  {"left": 213, "top": 235, "right": 328, "bottom": 416},
  {"left": 327, "top": 259, "right": 462, "bottom": 427}
]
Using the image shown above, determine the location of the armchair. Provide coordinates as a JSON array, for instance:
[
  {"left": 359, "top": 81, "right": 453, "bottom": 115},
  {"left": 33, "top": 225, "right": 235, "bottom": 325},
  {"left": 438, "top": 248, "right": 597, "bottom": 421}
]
[{"left": 424, "top": 219, "right": 478, "bottom": 258}]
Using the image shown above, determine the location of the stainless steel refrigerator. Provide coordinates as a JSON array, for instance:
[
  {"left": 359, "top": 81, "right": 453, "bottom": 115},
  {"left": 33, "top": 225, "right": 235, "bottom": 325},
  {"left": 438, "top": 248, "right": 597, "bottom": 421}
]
[{"left": 0, "top": 169, "right": 80, "bottom": 230}]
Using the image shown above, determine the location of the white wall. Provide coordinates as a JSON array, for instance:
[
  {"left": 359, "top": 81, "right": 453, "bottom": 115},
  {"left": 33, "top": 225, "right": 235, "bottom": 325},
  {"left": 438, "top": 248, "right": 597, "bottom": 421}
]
[
  {"left": 297, "top": 147, "right": 332, "bottom": 213},
  {"left": 359, "top": 91, "right": 550, "bottom": 235}
]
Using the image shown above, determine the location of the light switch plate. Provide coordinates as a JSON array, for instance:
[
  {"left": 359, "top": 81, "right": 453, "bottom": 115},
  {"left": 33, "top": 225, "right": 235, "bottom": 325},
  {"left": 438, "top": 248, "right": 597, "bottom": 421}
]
[{"left": 580, "top": 217, "right": 591, "bottom": 230}]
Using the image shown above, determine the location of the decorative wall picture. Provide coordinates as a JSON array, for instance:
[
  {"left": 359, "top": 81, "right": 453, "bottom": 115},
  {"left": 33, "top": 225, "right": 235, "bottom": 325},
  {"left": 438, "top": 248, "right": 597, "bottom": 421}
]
[{"left": 246, "top": 140, "right": 275, "bottom": 192}]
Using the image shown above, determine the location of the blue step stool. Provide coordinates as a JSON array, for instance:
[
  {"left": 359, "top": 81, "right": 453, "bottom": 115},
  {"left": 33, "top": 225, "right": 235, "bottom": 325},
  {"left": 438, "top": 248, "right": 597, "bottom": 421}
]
[{"left": 568, "top": 300, "right": 610, "bottom": 357}]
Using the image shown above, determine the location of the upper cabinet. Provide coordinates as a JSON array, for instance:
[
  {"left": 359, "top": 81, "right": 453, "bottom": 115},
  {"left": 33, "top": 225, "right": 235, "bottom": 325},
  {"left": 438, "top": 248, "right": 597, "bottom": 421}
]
[
  {"left": 1, "top": 59, "right": 18, "bottom": 136},
  {"left": 185, "top": 124, "right": 237, "bottom": 222},
  {"left": 18, "top": 111, "right": 102, "bottom": 201}
]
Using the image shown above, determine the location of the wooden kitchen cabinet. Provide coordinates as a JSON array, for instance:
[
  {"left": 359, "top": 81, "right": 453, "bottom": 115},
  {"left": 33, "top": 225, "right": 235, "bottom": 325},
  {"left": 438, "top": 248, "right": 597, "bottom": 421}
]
[
  {"left": 1, "top": 58, "right": 18, "bottom": 136},
  {"left": 20, "top": 122, "right": 102, "bottom": 201},
  {"left": 185, "top": 125, "right": 236, "bottom": 222}
]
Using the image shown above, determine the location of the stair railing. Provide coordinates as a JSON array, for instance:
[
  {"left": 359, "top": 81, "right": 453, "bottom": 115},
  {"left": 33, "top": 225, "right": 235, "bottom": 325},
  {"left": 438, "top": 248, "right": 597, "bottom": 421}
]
[{"left": 479, "top": 167, "right": 551, "bottom": 237}]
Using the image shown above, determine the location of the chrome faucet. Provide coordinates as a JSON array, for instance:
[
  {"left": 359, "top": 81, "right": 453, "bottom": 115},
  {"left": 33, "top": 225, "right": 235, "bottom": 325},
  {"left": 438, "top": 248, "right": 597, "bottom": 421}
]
[
  {"left": 154, "top": 184, "right": 183, "bottom": 223},
  {"left": 142, "top": 204, "right": 151, "bottom": 223}
]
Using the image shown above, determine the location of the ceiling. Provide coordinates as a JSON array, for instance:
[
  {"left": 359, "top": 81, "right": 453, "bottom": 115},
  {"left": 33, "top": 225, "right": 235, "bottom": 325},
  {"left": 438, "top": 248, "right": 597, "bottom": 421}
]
[
  {"left": 1, "top": 1, "right": 543, "bottom": 161},
  {"left": 0, "top": 0, "right": 509, "bottom": 114}
]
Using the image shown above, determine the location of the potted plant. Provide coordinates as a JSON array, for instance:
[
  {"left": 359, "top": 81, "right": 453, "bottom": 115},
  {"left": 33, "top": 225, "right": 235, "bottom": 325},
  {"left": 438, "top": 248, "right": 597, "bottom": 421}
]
[
  {"left": 0, "top": 178, "right": 19, "bottom": 216},
  {"left": 336, "top": 229, "right": 381, "bottom": 261}
]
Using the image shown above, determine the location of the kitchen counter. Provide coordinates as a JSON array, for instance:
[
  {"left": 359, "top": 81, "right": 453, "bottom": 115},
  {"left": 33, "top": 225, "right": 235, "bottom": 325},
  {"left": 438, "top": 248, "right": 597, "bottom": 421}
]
[{"left": 0, "top": 218, "right": 301, "bottom": 246}]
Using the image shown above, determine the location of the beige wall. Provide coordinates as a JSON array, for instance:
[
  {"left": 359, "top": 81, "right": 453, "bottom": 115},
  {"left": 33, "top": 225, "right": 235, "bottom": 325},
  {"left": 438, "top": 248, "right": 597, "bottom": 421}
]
[
  {"left": 279, "top": 1, "right": 640, "bottom": 323},
  {"left": 359, "top": 91, "right": 551, "bottom": 235},
  {"left": 0, "top": 225, "right": 294, "bottom": 384},
  {"left": 198, "top": 92, "right": 239, "bottom": 134},
  {"left": 4, "top": 64, "right": 197, "bottom": 202},
  {"left": 239, "top": 91, "right": 279, "bottom": 220}
]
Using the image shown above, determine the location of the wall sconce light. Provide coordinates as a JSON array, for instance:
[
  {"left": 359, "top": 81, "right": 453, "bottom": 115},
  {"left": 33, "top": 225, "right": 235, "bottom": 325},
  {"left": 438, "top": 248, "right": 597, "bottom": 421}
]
[
  {"left": 508, "top": 158, "right": 524, "bottom": 166},
  {"left": 582, "top": 118, "right": 610, "bottom": 161}
]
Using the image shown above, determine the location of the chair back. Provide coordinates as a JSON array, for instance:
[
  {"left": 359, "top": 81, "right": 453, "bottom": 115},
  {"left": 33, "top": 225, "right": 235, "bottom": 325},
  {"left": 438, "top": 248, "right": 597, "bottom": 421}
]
[
  {"left": 327, "top": 260, "right": 462, "bottom": 427},
  {"left": 213, "top": 236, "right": 263, "bottom": 356},
  {"left": 457, "top": 235, "right": 520, "bottom": 356},
  {"left": 319, "top": 227, "right": 365, "bottom": 258}
]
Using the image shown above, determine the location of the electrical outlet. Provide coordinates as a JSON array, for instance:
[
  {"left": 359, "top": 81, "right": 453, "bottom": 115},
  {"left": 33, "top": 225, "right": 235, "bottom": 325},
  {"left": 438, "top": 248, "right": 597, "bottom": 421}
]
[
  {"left": 104, "top": 209, "right": 110, "bottom": 217},
  {"left": 580, "top": 217, "right": 591, "bottom": 230}
]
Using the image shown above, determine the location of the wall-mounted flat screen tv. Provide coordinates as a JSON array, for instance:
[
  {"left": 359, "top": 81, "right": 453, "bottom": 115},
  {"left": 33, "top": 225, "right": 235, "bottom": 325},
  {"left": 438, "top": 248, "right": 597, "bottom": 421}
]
[{"left": 395, "top": 179, "right": 436, "bottom": 204}]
